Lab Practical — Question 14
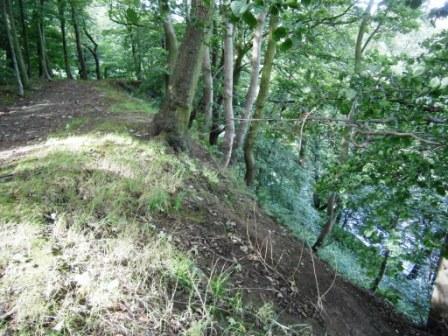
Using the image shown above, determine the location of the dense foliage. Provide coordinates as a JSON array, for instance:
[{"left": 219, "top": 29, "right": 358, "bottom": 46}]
[{"left": 1, "top": 0, "right": 448, "bottom": 331}]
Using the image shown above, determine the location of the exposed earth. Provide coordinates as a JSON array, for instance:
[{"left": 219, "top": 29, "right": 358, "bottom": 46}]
[{"left": 0, "top": 81, "right": 435, "bottom": 336}]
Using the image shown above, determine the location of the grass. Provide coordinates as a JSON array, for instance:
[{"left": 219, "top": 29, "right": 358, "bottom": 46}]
[
  {"left": 97, "top": 81, "right": 157, "bottom": 115},
  {"left": 0, "top": 130, "right": 308, "bottom": 335}
]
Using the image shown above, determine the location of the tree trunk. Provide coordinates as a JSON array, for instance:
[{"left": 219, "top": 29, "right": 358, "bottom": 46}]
[
  {"left": 234, "top": 12, "right": 266, "bottom": 151},
  {"left": 129, "top": 28, "right": 142, "bottom": 80},
  {"left": 406, "top": 263, "right": 421, "bottom": 280},
  {"left": 428, "top": 233, "right": 448, "bottom": 334},
  {"left": 18, "top": 0, "right": 31, "bottom": 78},
  {"left": 243, "top": 13, "right": 279, "bottom": 186},
  {"left": 160, "top": 0, "right": 178, "bottom": 91},
  {"left": 354, "top": 0, "right": 374, "bottom": 73},
  {"left": 84, "top": 27, "right": 101, "bottom": 80},
  {"left": 232, "top": 41, "right": 245, "bottom": 91},
  {"left": 6, "top": 0, "right": 29, "bottom": 87},
  {"left": 37, "top": 0, "right": 51, "bottom": 80},
  {"left": 371, "top": 249, "right": 390, "bottom": 292},
  {"left": 154, "top": 0, "right": 213, "bottom": 151},
  {"left": 57, "top": 0, "right": 73, "bottom": 79},
  {"left": 70, "top": 0, "right": 87, "bottom": 80},
  {"left": 223, "top": 20, "right": 235, "bottom": 167},
  {"left": 202, "top": 45, "right": 213, "bottom": 130},
  {"left": 312, "top": 193, "right": 339, "bottom": 252},
  {"left": 2, "top": 0, "right": 24, "bottom": 96}
]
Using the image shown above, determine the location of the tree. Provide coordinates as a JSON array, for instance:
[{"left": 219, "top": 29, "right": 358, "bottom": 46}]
[
  {"left": 202, "top": 45, "right": 213, "bottom": 130},
  {"left": 159, "top": 0, "right": 178, "bottom": 90},
  {"left": 18, "top": 0, "right": 31, "bottom": 77},
  {"left": 223, "top": 17, "right": 235, "bottom": 167},
  {"left": 36, "top": 0, "right": 52, "bottom": 80},
  {"left": 57, "top": 0, "right": 73, "bottom": 79},
  {"left": 233, "top": 11, "right": 266, "bottom": 152},
  {"left": 2, "top": 0, "right": 24, "bottom": 96},
  {"left": 5, "top": 0, "right": 29, "bottom": 88},
  {"left": 84, "top": 26, "right": 101, "bottom": 80},
  {"left": 154, "top": 0, "right": 214, "bottom": 150},
  {"left": 70, "top": 0, "right": 88, "bottom": 79},
  {"left": 244, "top": 11, "right": 279, "bottom": 185}
]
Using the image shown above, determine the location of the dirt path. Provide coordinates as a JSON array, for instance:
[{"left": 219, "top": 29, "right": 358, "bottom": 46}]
[
  {"left": 0, "top": 81, "right": 111, "bottom": 150},
  {"left": 0, "top": 81, "right": 433, "bottom": 336}
]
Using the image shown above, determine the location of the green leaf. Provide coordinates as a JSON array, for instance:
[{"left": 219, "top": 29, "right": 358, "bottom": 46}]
[
  {"left": 273, "top": 27, "right": 288, "bottom": 41},
  {"left": 280, "top": 38, "right": 293, "bottom": 51},
  {"left": 230, "top": 1, "right": 248, "bottom": 17},
  {"left": 242, "top": 11, "right": 257, "bottom": 28},
  {"left": 126, "top": 8, "right": 139, "bottom": 25},
  {"left": 286, "top": 0, "right": 299, "bottom": 8}
]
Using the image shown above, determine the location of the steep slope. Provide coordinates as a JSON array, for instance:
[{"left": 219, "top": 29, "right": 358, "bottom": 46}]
[{"left": 0, "top": 81, "right": 433, "bottom": 335}]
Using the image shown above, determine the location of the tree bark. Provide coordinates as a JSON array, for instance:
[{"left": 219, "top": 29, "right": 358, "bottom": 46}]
[
  {"left": 37, "top": 0, "right": 51, "bottom": 80},
  {"left": 243, "top": 12, "right": 279, "bottom": 185},
  {"left": 2, "top": 0, "right": 24, "bottom": 96},
  {"left": 154, "top": 0, "right": 213, "bottom": 151},
  {"left": 18, "top": 0, "right": 31, "bottom": 78},
  {"left": 428, "top": 233, "right": 448, "bottom": 334},
  {"left": 234, "top": 12, "right": 266, "bottom": 151},
  {"left": 70, "top": 0, "right": 88, "bottom": 80},
  {"left": 223, "top": 20, "right": 235, "bottom": 167},
  {"left": 6, "top": 0, "right": 29, "bottom": 87},
  {"left": 354, "top": 0, "right": 374, "bottom": 73},
  {"left": 57, "top": 0, "right": 73, "bottom": 79},
  {"left": 84, "top": 27, "right": 101, "bottom": 80},
  {"left": 160, "top": 0, "right": 178, "bottom": 92},
  {"left": 202, "top": 45, "right": 213, "bottom": 130},
  {"left": 128, "top": 27, "right": 142, "bottom": 80},
  {"left": 312, "top": 193, "right": 339, "bottom": 252},
  {"left": 371, "top": 249, "right": 390, "bottom": 292}
]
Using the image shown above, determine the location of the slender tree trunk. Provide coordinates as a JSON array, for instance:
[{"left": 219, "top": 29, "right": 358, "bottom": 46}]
[
  {"left": 428, "top": 233, "right": 448, "bottom": 334},
  {"left": 232, "top": 42, "right": 245, "bottom": 91},
  {"left": 312, "top": 193, "right": 339, "bottom": 252},
  {"left": 57, "top": 0, "right": 73, "bottom": 79},
  {"left": 354, "top": 0, "right": 374, "bottom": 73},
  {"left": 18, "top": 0, "right": 31, "bottom": 77},
  {"left": 6, "top": 0, "right": 29, "bottom": 87},
  {"left": 154, "top": 0, "right": 213, "bottom": 151},
  {"left": 371, "top": 249, "right": 390, "bottom": 292},
  {"left": 84, "top": 27, "right": 101, "bottom": 80},
  {"left": 243, "top": 13, "right": 279, "bottom": 185},
  {"left": 2, "top": 0, "right": 24, "bottom": 96},
  {"left": 70, "top": 0, "right": 87, "bottom": 80},
  {"left": 37, "top": 0, "right": 51, "bottom": 79},
  {"left": 407, "top": 263, "right": 421, "bottom": 280},
  {"left": 202, "top": 46, "right": 213, "bottom": 130},
  {"left": 129, "top": 28, "right": 142, "bottom": 80},
  {"left": 223, "top": 20, "right": 235, "bottom": 167},
  {"left": 234, "top": 12, "right": 266, "bottom": 151},
  {"left": 160, "top": 0, "right": 178, "bottom": 92}
]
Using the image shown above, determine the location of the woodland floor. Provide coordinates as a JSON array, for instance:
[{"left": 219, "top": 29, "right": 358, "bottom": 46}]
[{"left": 0, "top": 81, "right": 436, "bottom": 336}]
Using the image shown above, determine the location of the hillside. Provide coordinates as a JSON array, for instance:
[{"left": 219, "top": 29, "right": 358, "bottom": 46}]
[{"left": 0, "top": 81, "right": 434, "bottom": 336}]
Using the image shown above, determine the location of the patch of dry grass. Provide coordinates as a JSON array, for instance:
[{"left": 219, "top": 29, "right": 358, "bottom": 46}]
[{"left": 0, "top": 134, "right": 311, "bottom": 335}]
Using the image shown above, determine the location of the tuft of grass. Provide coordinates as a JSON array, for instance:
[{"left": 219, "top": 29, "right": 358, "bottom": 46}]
[
  {"left": 109, "top": 99, "right": 156, "bottom": 115},
  {"left": 97, "top": 81, "right": 157, "bottom": 115},
  {"left": 0, "top": 132, "right": 311, "bottom": 335}
]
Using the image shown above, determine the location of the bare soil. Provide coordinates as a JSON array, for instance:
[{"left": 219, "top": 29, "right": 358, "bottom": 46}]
[{"left": 0, "top": 81, "right": 435, "bottom": 336}]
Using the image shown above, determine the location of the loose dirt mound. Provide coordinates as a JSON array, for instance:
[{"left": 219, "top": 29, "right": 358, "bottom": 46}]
[{"left": 0, "top": 81, "right": 434, "bottom": 336}]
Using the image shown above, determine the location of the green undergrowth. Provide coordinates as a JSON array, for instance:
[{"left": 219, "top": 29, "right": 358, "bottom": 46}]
[
  {"left": 98, "top": 81, "right": 157, "bottom": 115},
  {"left": 0, "top": 133, "right": 309, "bottom": 335},
  {"left": 234, "top": 137, "right": 428, "bottom": 324}
]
